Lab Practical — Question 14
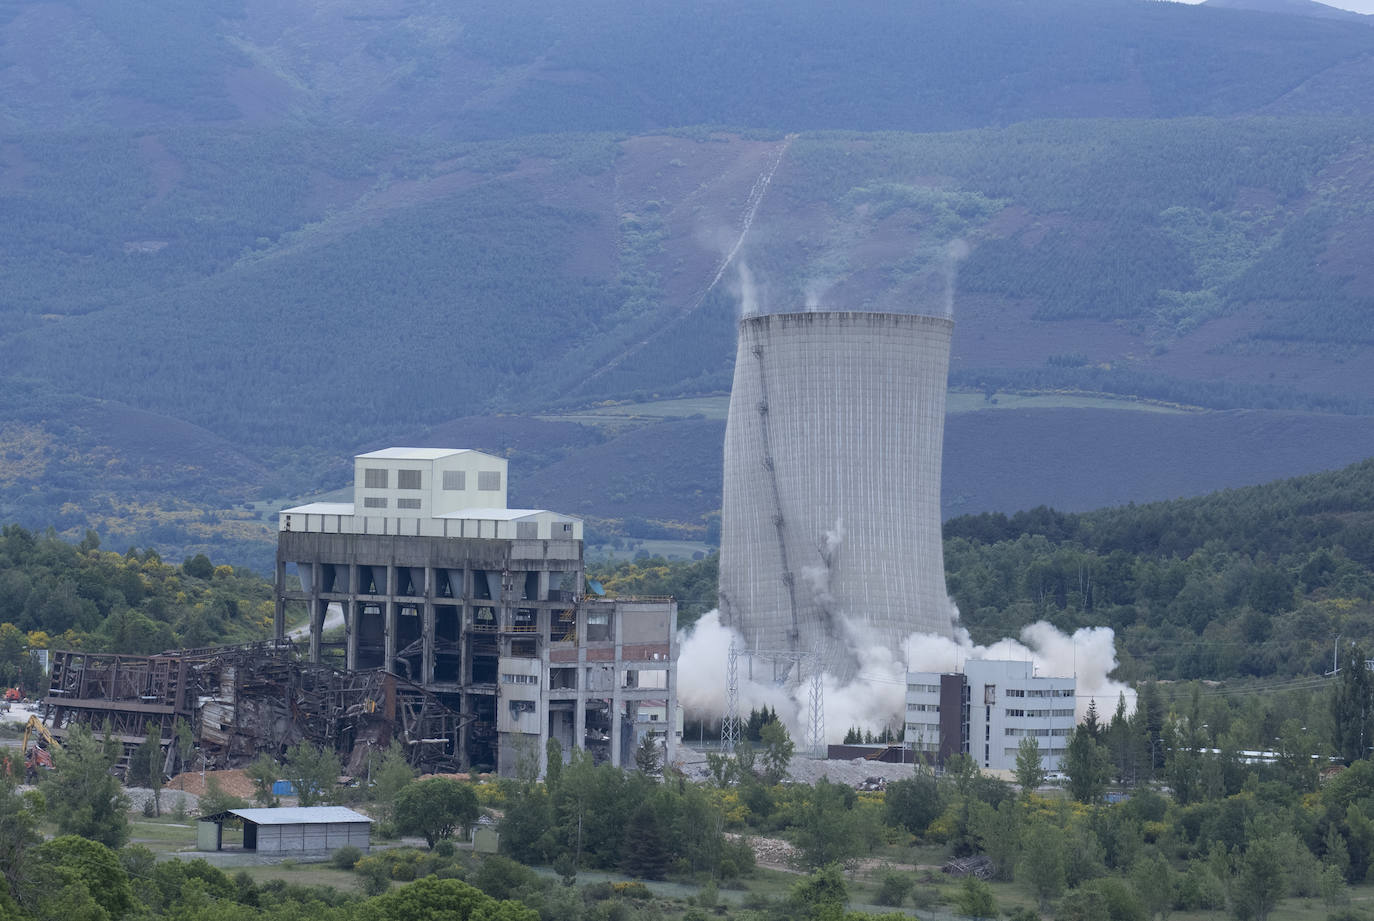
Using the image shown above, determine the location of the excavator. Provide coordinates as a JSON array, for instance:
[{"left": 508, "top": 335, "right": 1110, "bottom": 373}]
[{"left": 18, "top": 715, "right": 58, "bottom": 781}]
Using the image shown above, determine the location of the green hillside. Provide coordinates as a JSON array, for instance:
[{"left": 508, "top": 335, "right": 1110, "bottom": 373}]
[{"left": 4, "top": 0, "right": 1374, "bottom": 562}]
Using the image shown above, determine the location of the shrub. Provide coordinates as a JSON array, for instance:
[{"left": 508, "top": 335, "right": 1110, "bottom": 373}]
[
  {"left": 875, "top": 870, "right": 913, "bottom": 907},
  {"left": 331, "top": 846, "right": 363, "bottom": 870}
]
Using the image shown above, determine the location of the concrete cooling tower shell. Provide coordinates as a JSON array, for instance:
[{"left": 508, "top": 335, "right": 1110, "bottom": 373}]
[{"left": 718, "top": 311, "right": 955, "bottom": 681}]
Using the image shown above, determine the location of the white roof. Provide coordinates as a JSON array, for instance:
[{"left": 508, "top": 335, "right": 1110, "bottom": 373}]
[
  {"left": 225, "top": 807, "right": 372, "bottom": 825},
  {"left": 435, "top": 508, "right": 579, "bottom": 522},
  {"left": 355, "top": 447, "right": 485, "bottom": 460},
  {"left": 281, "top": 502, "right": 355, "bottom": 515}
]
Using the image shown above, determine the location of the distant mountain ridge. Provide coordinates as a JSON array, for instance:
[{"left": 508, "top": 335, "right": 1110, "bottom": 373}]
[{"left": 3, "top": 0, "right": 1374, "bottom": 566}]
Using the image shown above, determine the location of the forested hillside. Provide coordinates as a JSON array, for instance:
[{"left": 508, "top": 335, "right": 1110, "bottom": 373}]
[
  {"left": 591, "top": 456, "right": 1374, "bottom": 682},
  {"left": 4, "top": 0, "right": 1374, "bottom": 565},
  {"left": 0, "top": 525, "right": 274, "bottom": 691}
]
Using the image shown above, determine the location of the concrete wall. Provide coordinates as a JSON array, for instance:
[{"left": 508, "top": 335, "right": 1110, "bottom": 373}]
[
  {"left": 251, "top": 822, "right": 371, "bottom": 855},
  {"left": 720, "top": 311, "right": 956, "bottom": 680}
]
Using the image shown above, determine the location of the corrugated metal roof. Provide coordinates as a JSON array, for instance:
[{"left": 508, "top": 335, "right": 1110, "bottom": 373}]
[{"left": 227, "top": 807, "right": 373, "bottom": 825}]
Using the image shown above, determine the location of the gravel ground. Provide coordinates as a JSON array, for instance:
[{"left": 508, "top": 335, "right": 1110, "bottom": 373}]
[
  {"left": 675, "top": 746, "right": 921, "bottom": 788},
  {"left": 125, "top": 786, "right": 200, "bottom": 815}
]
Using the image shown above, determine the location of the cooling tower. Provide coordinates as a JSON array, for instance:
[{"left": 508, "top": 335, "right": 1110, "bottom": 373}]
[{"left": 718, "top": 311, "right": 956, "bottom": 681}]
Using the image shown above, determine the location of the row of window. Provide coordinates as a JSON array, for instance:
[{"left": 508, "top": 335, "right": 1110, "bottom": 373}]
[
  {"left": 363, "top": 468, "right": 502, "bottom": 491},
  {"left": 363, "top": 497, "right": 424, "bottom": 509},
  {"left": 906, "top": 703, "right": 940, "bottom": 713},
  {"left": 1004, "top": 727, "right": 1071, "bottom": 737},
  {"left": 1004, "top": 688, "right": 1073, "bottom": 698},
  {"left": 502, "top": 673, "right": 538, "bottom": 685},
  {"left": 907, "top": 683, "right": 940, "bottom": 694},
  {"left": 1004, "top": 708, "right": 1075, "bottom": 718},
  {"left": 1004, "top": 747, "right": 1066, "bottom": 758}
]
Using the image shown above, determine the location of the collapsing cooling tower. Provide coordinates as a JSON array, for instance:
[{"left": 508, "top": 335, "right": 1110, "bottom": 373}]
[{"left": 718, "top": 311, "right": 956, "bottom": 681}]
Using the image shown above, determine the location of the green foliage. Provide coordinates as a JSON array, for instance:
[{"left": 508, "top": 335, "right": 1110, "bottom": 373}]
[
  {"left": 793, "top": 778, "right": 865, "bottom": 869},
  {"left": 38, "top": 724, "right": 129, "bottom": 848},
  {"left": 395, "top": 778, "right": 480, "bottom": 849},
  {"left": 368, "top": 741, "right": 416, "bottom": 823},
  {"left": 0, "top": 526, "right": 273, "bottom": 654},
  {"left": 953, "top": 875, "right": 997, "bottom": 920},
  {"left": 873, "top": 870, "right": 913, "bottom": 907},
  {"left": 31, "top": 836, "right": 135, "bottom": 921},
  {"left": 282, "top": 739, "right": 340, "bottom": 807},
  {"left": 357, "top": 874, "right": 537, "bottom": 921},
  {"left": 759, "top": 719, "right": 795, "bottom": 784},
  {"left": 1015, "top": 735, "right": 1046, "bottom": 793},
  {"left": 244, "top": 752, "right": 279, "bottom": 807}
]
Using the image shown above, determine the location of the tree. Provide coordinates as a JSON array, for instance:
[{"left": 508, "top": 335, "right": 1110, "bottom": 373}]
[
  {"left": 173, "top": 717, "right": 194, "bottom": 788},
  {"left": 394, "top": 777, "right": 480, "bottom": 849},
  {"left": 786, "top": 865, "right": 847, "bottom": 921},
  {"left": 129, "top": 723, "right": 165, "bottom": 816},
  {"left": 1231, "top": 836, "right": 1286, "bottom": 921},
  {"left": 282, "top": 739, "right": 340, "bottom": 807},
  {"left": 1131, "top": 849, "right": 1175, "bottom": 921},
  {"left": 1331, "top": 642, "right": 1374, "bottom": 765},
  {"left": 794, "top": 778, "right": 863, "bottom": 868},
  {"left": 244, "top": 753, "right": 279, "bottom": 807},
  {"left": 634, "top": 732, "right": 663, "bottom": 777},
  {"left": 368, "top": 742, "right": 415, "bottom": 824},
  {"left": 954, "top": 875, "right": 998, "bottom": 920},
  {"left": 197, "top": 776, "right": 248, "bottom": 817},
  {"left": 1066, "top": 725, "right": 1110, "bottom": 804},
  {"left": 759, "top": 719, "right": 795, "bottom": 784},
  {"left": 31, "top": 836, "right": 135, "bottom": 921},
  {"left": 621, "top": 802, "right": 670, "bottom": 879},
  {"left": 0, "top": 764, "right": 42, "bottom": 906},
  {"left": 38, "top": 724, "right": 129, "bottom": 848},
  {"left": 1015, "top": 735, "right": 1046, "bottom": 793},
  {"left": 358, "top": 875, "right": 537, "bottom": 921},
  {"left": 884, "top": 767, "right": 943, "bottom": 835},
  {"left": 1019, "top": 819, "right": 1066, "bottom": 912}
]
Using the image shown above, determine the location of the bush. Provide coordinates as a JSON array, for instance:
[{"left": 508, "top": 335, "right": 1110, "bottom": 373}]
[
  {"left": 331, "top": 846, "right": 363, "bottom": 870},
  {"left": 875, "top": 870, "right": 913, "bottom": 907},
  {"left": 434, "top": 840, "right": 457, "bottom": 858}
]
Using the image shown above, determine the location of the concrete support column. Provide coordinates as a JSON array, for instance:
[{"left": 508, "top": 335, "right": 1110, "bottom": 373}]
[
  {"left": 385, "top": 601, "right": 398, "bottom": 671},
  {"left": 346, "top": 601, "right": 360, "bottom": 672},
  {"left": 574, "top": 608, "right": 587, "bottom": 755},
  {"left": 273, "top": 559, "right": 286, "bottom": 638},
  {"left": 422, "top": 602, "right": 435, "bottom": 684},
  {"left": 309, "top": 599, "right": 325, "bottom": 663},
  {"left": 665, "top": 661, "right": 678, "bottom": 768},
  {"left": 610, "top": 603, "right": 624, "bottom": 768}
]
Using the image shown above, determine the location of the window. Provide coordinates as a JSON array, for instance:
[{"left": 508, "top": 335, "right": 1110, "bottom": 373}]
[
  {"left": 478, "top": 470, "right": 501, "bottom": 491},
  {"left": 397, "top": 498, "right": 422, "bottom": 509},
  {"left": 443, "top": 470, "right": 465, "bottom": 490},
  {"left": 1006, "top": 689, "right": 1025, "bottom": 698},
  {"left": 364, "top": 468, "right": 388, "bottom": 488},
  {"left": 397, "top": 469, "right": 422, "bottom": 489},
  {"left": 502, "top": 673, "right": 537, "bottom": 685},
  {"left": 1006, "top": 709, "right": 1024, "bottom": 717},
  {"left": 363, "top": 497, "right": 388, "bottom": 508}
]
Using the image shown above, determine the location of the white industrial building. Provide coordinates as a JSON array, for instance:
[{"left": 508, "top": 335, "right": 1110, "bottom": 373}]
[
  {"left": 275, "top": 448, "right": 679, "bottom": 777},
  {"left": 906, "top": 659, "right": 1076, "bottom": 773}
]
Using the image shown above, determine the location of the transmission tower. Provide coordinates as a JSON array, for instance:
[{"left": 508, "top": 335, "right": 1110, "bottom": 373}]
[
  {"left": 721, "top": 640, "right": 741, "bottom": 753},
  {"left": 807, "top": 670, "right": 826, "bottom": 759}
]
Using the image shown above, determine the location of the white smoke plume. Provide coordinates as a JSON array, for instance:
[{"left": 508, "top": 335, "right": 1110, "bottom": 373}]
[
  {"left": 677, "top": 604, "right": 1134, "bottom": 745},
  {"left": 733, "top": 260, "right": 761, "bottom": 317},
  {"left": 942, "top": 238, "right": 971, "bottom": 318}
]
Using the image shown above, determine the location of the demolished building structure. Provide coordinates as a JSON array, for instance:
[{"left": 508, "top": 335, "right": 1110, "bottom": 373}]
[{"left": 43, "top": 448, "right": 681, "bottom": 779}]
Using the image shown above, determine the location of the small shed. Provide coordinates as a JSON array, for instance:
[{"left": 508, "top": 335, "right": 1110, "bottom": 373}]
[{"left": 198, "top": 807, "right": 372, "bottom": 855}]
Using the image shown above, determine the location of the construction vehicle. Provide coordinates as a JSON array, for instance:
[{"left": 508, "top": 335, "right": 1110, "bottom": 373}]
[
  {"left": 3, "top": 686, "right": 20, "bottom": 702},
  {"left": 19, "top": 715, "right": 58, "bottom": 780}
]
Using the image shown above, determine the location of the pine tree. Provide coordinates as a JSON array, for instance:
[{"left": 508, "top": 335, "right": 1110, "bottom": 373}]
[
  {"left": 1331, "top": 641, "right": 1374, "bottom": 765},
  {"left": 622, "top": 803, "right": 670, "bottom": 879}
]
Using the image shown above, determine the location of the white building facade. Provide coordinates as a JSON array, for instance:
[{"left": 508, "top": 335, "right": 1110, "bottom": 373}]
[{"left": 906, "top": 659, "right": 1076, "bottom": 773}]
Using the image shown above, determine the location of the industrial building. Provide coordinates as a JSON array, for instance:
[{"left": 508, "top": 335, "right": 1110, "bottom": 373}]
[
  {"left": 718, "top": 311, "right": 957, "bottom": 683},
  {"left": 197, "top": 806, "right": 372, "bottom": 855},
  {"left": 275, "top": 448, "right": 679, "bottom": 777},
  {"left": 906, "top": 659, "right": 1076, "bottom": 773}
]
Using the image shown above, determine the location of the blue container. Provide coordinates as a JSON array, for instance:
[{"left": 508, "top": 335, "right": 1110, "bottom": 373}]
[{"left": 272, "top": 780, "right": 296, "bottom": 795}]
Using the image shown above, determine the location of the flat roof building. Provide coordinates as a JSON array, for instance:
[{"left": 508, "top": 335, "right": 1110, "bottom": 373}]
[
  {"left": 906, "top": 659, "right": 1076, "bottom": 774},
  {"left": 275, "top": 448, "right": 678, "bottom": 777},
  {"left": 197, "top": 806, "right": 372, "bottom": 855}
]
